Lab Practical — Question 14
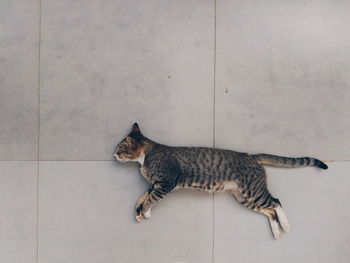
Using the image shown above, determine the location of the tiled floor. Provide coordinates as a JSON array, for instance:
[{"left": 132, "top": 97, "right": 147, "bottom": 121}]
[
  {"left": 38, "top": 162, "right": 213, "bottom": 263},
  {"left": 0, "top": 162, "right": 37, "bottom": 263},
  {"left": 214, "top": 162, "right": 350, "bottom": 263},
  {"left": 1, "top": 0, "right": 350, "bottom": 263}
]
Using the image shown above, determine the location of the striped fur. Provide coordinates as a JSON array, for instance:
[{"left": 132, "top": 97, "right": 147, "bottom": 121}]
[
  {"left": 251, "top": 154, "right": 328, "bottom": 169},
  {"left": 114, "top": 123, "right": 328, "bottom": 239}
]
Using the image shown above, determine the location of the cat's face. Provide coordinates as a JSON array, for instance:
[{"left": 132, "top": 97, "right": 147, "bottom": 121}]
[{"left": 113, "top": 123, "right": 145, "bottom": 163}]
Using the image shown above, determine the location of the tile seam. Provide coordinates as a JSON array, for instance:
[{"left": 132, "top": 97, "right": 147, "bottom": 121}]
[
  {"left": 212, "top": 0, "right": 217, "bottom": 262},
  {"left": 0, "top": 160, "right": 347, "bottom": 162},
  {"left": 36, "top": 0, "right": 42, "bottom": 262}
]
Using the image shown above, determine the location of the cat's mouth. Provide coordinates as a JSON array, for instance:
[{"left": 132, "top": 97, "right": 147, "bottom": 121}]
[{"left": 113, "top": 153, "right": 127, "bottom": 162}]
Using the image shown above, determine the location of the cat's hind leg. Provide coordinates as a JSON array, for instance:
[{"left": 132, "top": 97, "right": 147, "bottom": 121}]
[
  {"left": 259, "top": 193, "right": 290, "bottom": 233},
  {"left": 260, "top": 200, "right": 290, "bottom": 237},
  {"left": 260, "top": 207, "right": 283, "bottom": 239},
  {"left": 231, "top": 188, "right": 289, "bottom": 239},
  {"left": 274, "top": 205, "right": 290, "bottom": 232},
  {"left": 256, "top": 196, "right": 290, "bottom": 238},
  {"left": 231, "top": 189, "right": 281, "bottom": 239}
]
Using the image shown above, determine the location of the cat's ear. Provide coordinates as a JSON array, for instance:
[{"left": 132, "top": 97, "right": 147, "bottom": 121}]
[{"left": 131, "top": 122, "right": 140, "bottom": 133}]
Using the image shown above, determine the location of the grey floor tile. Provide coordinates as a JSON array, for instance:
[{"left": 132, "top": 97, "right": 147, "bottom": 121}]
[
  {"left": 40, "top": 0, "right": 215, "bottom": 160},
  {"left": 0, "top": 161, "right": 37, "bottom": 263},
  {"left": 215, "top": 0, "right": 350, "bottom": 160},
  {"left": 38, "top": 161, "right": 213, "bottom": 263},
  {"left": 0, "top": 1, "right": 39, "bottom": 160},
  {"left": 214, "top": 162, "right": 350, "bottom": 263}
]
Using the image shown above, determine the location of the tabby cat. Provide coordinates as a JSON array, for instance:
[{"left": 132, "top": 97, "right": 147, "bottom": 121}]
[{"left": 113, "top": 123, "right": 328, "bottom": 239}]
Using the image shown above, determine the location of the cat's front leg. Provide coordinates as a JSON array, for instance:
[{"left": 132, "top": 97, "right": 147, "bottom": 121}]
[
  {"left": 137, "top": 182, "right": 174, "bottom": 221},
  {"left": 135, "top": 190, "right": 150, "bottom": 222}
]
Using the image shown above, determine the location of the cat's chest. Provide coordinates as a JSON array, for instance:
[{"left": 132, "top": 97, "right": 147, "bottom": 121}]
[{"left": 139, "top": 166, "right": 155, "bottom": 184}]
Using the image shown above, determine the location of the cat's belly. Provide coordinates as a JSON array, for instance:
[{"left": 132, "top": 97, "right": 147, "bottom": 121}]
[{"left": 180, "top": 181, "right": 238, "bottom": 193}]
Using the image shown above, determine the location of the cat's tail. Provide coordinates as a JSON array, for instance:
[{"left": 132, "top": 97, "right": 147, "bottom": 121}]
[{"left": 251, "top": 154, "right": 328, "bottom": 170}]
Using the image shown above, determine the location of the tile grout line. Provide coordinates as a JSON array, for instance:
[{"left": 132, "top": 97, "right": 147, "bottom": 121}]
[
  {"left": 212, "top": 0, "right": 217, "bottom": 262},
  {"left": 0, "top": 160, "right": 346, "bottom": 162},
  {"left": 36, "top": 0, "right": 42, "bottom": 262},
  {"left": 212, "top": 0, "right": 217, "bottom": 147}
]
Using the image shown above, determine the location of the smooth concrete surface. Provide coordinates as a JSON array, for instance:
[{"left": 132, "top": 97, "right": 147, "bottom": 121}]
[
  {"left": 39, "top": 0, "right": 215, "bottom": 160},
  {"left": 0, "top": 162, "right": 37, "bottom": 263},
  {"left": 215, "top": 0, "right": 350, "bottom": 160},
  {"left": 38, "top": 161, "right": 213, "bottom": 263},
  {"left": 0, "top": 0, "right": 39, "bottom": 160},
  {"left": 1, "top": 0, "right": 350, "bottom": 263},
  {"left": 214, "top": 162, "right": 350, "bottom": 263}
]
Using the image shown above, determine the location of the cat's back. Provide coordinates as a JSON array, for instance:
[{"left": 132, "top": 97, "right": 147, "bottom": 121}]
[
  {"left": 146, "top": 145, "right": 247, "bottom": 169},
  {"left": 172, "top": 146, "right": 245, "bottom": 160}
]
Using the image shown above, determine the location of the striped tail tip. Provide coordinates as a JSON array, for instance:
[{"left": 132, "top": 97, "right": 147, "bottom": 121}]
[{"left": 315, "top": 160, "right": 328, "bottom": 170}]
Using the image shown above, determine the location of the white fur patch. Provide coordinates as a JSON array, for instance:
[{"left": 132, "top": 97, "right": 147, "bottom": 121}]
[
  {"left": 136, "top": 152, "right": 145, "bottom": 166},
  {"left": 276, "top": 206, "right": 291, "bottom": 232},
  {"left": 269, "top": 218, "right": 282, "bottom": 240},
  {"left": 222, "top": 181, "right": 238, "bottom": 191},
  {"left": 144, "top": 209, "right": 151, "bottom": 219},
  {"left": 115, "top": 155, "right": 126, "bottom": 162}
]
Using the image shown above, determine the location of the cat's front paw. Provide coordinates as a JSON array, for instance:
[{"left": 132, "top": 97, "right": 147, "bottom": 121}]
[
  {"left": 135, "top": 203, "right": 152, "bottom": 221},
  {"left": 143, "top": 208, "right": 151, "bottom": 219},
  {"left": 136, "top": 213, "right": 144, "bottom": 222},
  {"left": 135, "top": 204, "right": 145, "bottom": 222}
]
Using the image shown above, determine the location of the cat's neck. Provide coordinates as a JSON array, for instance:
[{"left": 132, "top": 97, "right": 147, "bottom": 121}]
[
  {"left": 138, "top": 138, "right": 156, "bottom": 165},
  {"left": 138, "top": 138, "right": 165, "bottom": 165}
]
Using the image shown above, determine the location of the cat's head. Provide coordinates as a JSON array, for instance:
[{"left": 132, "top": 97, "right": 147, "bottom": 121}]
[{"left": 113, "top": 123, "right": 147, "bottom": 164}]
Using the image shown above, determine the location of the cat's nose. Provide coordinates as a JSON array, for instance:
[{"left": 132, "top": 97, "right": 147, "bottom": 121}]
[{"left": 113, "top": 153, "right": 117, "bottom": 159}]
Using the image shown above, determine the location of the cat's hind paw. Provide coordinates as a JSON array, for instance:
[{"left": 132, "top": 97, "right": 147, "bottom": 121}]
[
  {"left": 275, "top": 206, "right": 290, "bottom": 232},
  {"left": 271, "top": 219, "right": 283, "bottom": 240}
]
